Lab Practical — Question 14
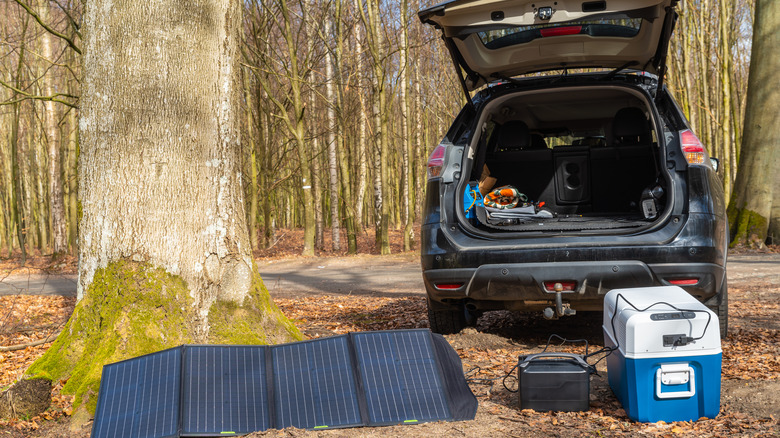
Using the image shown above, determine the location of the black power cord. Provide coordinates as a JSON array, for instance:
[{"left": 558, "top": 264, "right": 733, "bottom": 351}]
[
  {"left": 502, "top": 335, "right": 594, "bottom": 393},
  {"left": 608, "top": 293, "right": 713, "bottom": 352}
]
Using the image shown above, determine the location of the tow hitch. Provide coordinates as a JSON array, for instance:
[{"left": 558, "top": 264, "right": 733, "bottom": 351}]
[{"left": 543, "top": 283, "right": 577, "bottom": 319}]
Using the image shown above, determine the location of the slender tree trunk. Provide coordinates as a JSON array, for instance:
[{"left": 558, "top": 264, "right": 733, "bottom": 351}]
[
  {"left": 310, "top": 92, "right": 324, "bottom": 250},
  {"left": 245, "top": 74, "right": 259, "bottom": 251},
  {"left": 259, "top": 90, "right": 275, "bottom": 249},
  {"left": 333, "top": 0, "right": 356, "bottom": 253},
  {"left": 718, "top": 0, "right": 734, "bottom": 196},
  {"left": 695, "top": 1, "right": 714, "bottom": 149},
  {"left": 325, "top": 17, "right": 341, "bottom": 251},
  {"left": 353, "top": 17, "right": 368, "bottom": 230},
  {"left": 278, "top": 0, "right": 315, "bottom": 255},
  {"left": 31, "top": 125, "right": 47, "bottom": 250},
  {"left": 414, "top": 61, "right": 424, "bottom": 219},
  {"left": 67, "top": 104, "right": 79, "bottom": 252},
  {"left": 11, "top": 103, "right": 26, "bottom": 265},
  {"left": 400, "top": 0, "right": 413, "bottom": 251},
  {"left": 305, "top": 29, "right": 324, "bottom": 251},
  {"left": 39, "top": 0, "right": 68, "bottom": 254},
  {"left": 11, "top": 25, "right": 28, "bottom": 265},
  {"left": 362, "top": 0, "right": 390, "bottom": 254}
]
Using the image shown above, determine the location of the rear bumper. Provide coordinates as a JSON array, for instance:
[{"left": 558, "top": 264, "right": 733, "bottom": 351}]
[
  {"left": 423, "top": 260, "right": 725, "bottom": 311},
  {"left": 421, "top": 206, "right": 728, "bottom": 312}
]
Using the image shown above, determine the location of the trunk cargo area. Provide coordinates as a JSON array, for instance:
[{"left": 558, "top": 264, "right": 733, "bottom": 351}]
[{"left": 463, "top": 85, "right": 668, "bottom": 233}]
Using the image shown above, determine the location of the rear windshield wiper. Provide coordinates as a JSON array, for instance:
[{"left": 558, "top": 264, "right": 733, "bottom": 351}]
[{"left": 490, "top": 74, "right": 522, "bottom": 85}]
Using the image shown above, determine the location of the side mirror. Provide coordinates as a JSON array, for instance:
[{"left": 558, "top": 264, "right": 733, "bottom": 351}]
[{"left": 710, "top": 157, "right": 720, "bottom": 172}]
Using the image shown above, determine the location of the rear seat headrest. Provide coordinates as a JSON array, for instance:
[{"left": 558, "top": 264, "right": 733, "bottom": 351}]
[
  {"left": 529, "top": 134, "right": 547, "bottom": 149},
  {"left": 497, "top": 120, "right": 530, "bottom": 150},
  {"left": 613, "top": 107, "right": 651, "bottom": 146}
]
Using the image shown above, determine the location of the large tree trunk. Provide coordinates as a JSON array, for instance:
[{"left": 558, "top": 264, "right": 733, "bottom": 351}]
[
  {"left": 24, "top": 0, "right": 300, "bottom": 422},
  {"left": 770, "top": 168, "right": 780, "bottom": 244},
  {"left": 728, "top": 0, "right": 780, "bottom": 248}
]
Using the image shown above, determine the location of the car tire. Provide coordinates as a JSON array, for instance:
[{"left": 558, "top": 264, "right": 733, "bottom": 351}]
[
  {"left": 707, "top": 279, "right": 728, "bottom": 339},
  {"left": 427, "top": 302, "right": 467, "bottom": 334}
]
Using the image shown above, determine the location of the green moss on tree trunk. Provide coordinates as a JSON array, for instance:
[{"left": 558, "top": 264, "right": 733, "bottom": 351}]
[
  {"left": 207, "top": 267, "right": 303, "bottom": 345},
  {"left": 25, "top": 261, "right": 301, "bottom": 422},
  {"left": 728, "top": 206, "right": 769, "bottom": 248}
]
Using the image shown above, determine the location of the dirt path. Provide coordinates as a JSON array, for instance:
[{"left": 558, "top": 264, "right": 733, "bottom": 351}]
[
  {"left": 256, "top": 253, "right": 780, "bottom": 298},
  {"left": 257, "top": 253, "right": 423, "bottom": 298},
  {"left": 1, "top": 253, "right": 777, "bottom": 298}
]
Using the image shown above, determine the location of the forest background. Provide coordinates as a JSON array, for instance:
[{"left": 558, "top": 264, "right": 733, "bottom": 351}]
[{"left": 0, "top": 0, "right": 773, "bottom": 260}]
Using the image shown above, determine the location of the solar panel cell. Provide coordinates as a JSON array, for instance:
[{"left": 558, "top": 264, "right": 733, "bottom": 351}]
[
  {"left": 181, "top": 346, "right": 270, "bottom": 435},
  {"left": 91, "top": 348, "right": 181, "bottom": 438},
  {"left": 353, "top": 330, "right": 451, "bottom": 425},
  {"left": 272, "top": 336, "right": 362, "bottom": 430}
]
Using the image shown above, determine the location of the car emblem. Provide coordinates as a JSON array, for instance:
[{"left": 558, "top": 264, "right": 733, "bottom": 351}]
[{"left": 537, "top": 6, "right": 554, "bottom": 20}]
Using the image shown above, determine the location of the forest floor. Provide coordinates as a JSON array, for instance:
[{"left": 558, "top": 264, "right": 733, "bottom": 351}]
[{"left": 0, "top": 229, "right": 778, "bottom": 437}]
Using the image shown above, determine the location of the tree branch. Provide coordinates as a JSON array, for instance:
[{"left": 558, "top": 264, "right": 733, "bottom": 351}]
[
  {"left": 0, "top": 331, "right": 62, "bottom": 352},
  {"left": 0, "top": 77, "right": 78, "bottom": 108},
  {"left": 50, "top": 0, "right": 82, "bottom": 38},
  {"left": 12, "top": 0, "right": 82, "bottom": 55}
]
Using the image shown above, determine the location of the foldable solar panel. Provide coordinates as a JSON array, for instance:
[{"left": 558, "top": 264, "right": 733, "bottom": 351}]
[{"left": 92, "top": 329, "right": 477, "bottom": 438}]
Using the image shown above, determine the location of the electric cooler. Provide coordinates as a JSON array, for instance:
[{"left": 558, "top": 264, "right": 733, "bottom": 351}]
[{"left": 603, "top": 286, "right": 721, "bottom": 422}]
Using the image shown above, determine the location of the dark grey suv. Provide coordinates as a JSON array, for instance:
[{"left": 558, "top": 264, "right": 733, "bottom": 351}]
[{"left": 418, "top": 0, "right": 728, "bottom": 336}]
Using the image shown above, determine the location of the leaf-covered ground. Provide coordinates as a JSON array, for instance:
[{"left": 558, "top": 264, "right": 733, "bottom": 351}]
[{"left": 1, "top": 237, "right": 778, "bottom": 437}]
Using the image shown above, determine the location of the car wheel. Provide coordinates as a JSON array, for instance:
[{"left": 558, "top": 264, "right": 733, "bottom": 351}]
[
  {"left": 707, "top": 279, "right": 728, "bottom": 339},
  {"left": 427, "top": 302, "right": 467, "bottom": 334}
]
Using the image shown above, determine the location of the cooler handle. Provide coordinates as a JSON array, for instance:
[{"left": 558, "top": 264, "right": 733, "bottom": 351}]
[
  {"left": 655, "top": 363, "right": 696, "bottom": 399},
  {"left": 519, "top": 353, "right": 591, "bottom": 371}
]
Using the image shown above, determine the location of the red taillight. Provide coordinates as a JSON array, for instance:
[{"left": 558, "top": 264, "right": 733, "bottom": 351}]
[
  {"left": 543, "top": 281, "right": 577, "bottom": 292},
  {"left": 680, "top": 130, "right": 710, "bottom": 167},
  {"left": 540, "top": 26, "right": 582, "bottom": 37},
  {"left": 427, "top": 144, "right": 447, "bottom": 179},
  {"left": 434, "top": 283, "right": 464, "bottom": 290},
  {"left": 669, "top": 278, "right": 699, "bottom": 286}
]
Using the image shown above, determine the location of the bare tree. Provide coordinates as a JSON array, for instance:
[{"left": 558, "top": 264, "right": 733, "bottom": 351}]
[{"left": 23, "top": 0, "right": 300, "bottom": 422}]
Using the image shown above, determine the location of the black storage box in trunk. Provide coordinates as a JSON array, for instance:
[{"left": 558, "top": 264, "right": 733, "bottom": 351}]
[{"left": 518, "top": 353, "right": 591, "bottom": 412}]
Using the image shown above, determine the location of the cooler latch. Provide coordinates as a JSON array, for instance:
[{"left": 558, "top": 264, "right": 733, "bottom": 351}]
[{"left": 655, "top": 363, "right": 696, "bottom": 399}]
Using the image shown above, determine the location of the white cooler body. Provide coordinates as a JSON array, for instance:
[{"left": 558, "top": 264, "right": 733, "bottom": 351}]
[{"left": 603, "top": 286, "right": 721, "bottom": 422}]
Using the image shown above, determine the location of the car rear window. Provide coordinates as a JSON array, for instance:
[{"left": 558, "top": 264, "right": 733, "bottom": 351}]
[{"left": 479, "top": 17, "right": 643, "bottom": 50}]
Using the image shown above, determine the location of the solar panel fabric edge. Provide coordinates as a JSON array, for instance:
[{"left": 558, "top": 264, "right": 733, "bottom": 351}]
[
  {"left": 91, "top": 346, "right": 183, "bottom": 438},
  {"left": 429, "top": 333, "right": 478, "bottom": 421}
]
